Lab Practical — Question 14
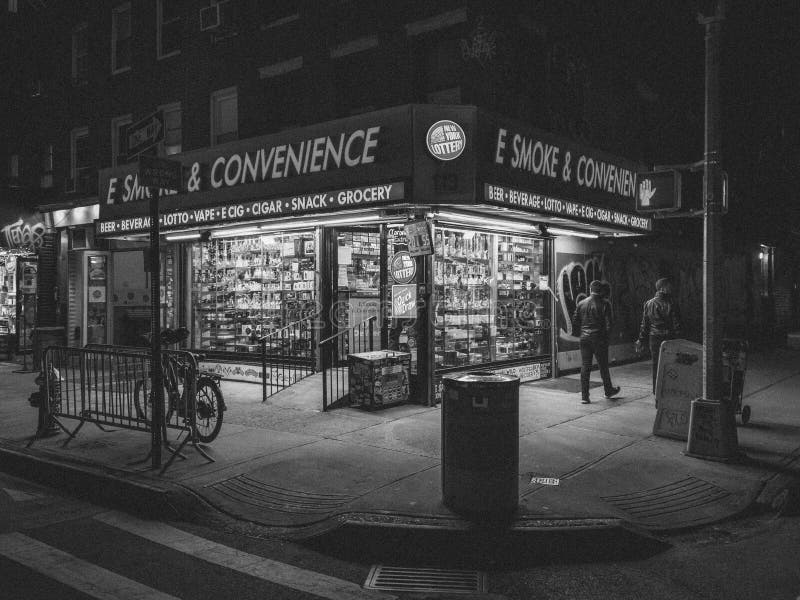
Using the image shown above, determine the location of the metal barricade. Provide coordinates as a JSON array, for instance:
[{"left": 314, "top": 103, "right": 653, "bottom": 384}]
[{"left": 28, "top": 345, "right": 213, "bottom": 472}]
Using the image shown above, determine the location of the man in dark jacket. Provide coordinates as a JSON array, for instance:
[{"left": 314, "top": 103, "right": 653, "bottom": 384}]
[
  {"left": 636, "top": 277, "right": 682, "bottom": 393},
  {"left": 573, "top": 280, "right": 620, "bottom": 404}
]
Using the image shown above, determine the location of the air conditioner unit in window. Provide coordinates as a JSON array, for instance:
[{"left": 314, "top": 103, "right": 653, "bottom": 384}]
[{"left": 199, "top": 4, "right": 219, "bottom": 31}]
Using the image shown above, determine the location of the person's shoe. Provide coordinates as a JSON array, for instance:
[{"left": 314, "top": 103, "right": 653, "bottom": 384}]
[
  {"left": 581, "top": 398, "right": 591, "bottom": 404},
  {"left": 605, "top": 386, "right": 621, "bottom": 399}
]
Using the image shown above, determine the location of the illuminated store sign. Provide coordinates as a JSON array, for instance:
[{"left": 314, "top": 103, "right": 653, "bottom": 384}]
[
  {"left": 484, "top": 183, "right": 652, "bottom": 231},
  {"left": 481, "top": 113, "right": 645, "bottom": 207},
  {"left": 426, "top": 120, "right": 466, "bottom": 161},
  {"left": 97, "top": 182, "right": 405, "bottom": 235}
]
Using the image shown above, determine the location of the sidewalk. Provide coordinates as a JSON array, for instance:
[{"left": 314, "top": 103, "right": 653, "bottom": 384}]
[{"left": 1, "top": 348, "right": 799, "bottom": 541}]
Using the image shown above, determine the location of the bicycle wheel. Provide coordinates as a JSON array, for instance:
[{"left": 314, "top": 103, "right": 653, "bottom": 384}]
[
  {"left": 133, "top": 379, "right": 172, "bottom": 425},
  {"left": 193, "top": 379, "right": 224, "bottom": 443}
]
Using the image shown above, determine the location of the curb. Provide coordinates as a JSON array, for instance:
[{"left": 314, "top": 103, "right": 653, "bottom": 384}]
[{"left": 0, "top": 441, "right": 205, "bottom": 520}]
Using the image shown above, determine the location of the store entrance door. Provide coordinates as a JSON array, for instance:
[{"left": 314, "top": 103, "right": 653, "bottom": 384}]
[{"left": 332, "top": 226, "right": 382, "bottom": 351}]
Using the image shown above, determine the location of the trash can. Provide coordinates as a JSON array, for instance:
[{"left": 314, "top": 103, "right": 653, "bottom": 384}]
[{"left": 441, "top": 371, "right": 520, "bottom": 519}]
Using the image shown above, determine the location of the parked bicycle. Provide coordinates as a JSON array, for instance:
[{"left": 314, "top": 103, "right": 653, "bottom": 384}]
[{"left": 134, "top": 327, "right": 226, "bottom": 443}]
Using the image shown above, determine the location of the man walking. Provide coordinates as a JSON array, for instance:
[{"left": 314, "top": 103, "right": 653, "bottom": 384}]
[
  {"left": 636, "top": 277, "right": 682, "bottom": 394},
  {"left": 573, "top": 280, "right": 620, "bottom": 404}
]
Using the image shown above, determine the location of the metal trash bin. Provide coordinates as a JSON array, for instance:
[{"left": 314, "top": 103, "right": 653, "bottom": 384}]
[{"left": 441, "top": 371, "right": 520, "bottom": 519}]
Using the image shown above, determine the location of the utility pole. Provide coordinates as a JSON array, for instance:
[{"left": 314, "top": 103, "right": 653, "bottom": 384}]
[
  {"left": 687, "top": 0, "right": 739, "bottom": 460},
  {"left": 701, "top": 0, "right": 725, "bottom": 402}
]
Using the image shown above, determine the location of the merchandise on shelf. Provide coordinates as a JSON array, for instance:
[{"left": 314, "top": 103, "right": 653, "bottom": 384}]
[
  {"left": 191, "top": 231, "right": 317, "bottom": 354},
  {"left": 433, "top": 227, "right": 550, "bottom": 369}
]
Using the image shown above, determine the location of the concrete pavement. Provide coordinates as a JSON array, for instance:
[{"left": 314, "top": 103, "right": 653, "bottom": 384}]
[{"left": 0, "top": 347, "right": 798, "bottom": 541}]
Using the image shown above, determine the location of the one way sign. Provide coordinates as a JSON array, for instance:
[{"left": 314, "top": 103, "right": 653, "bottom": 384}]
[{"left": 126, "top": 110, "right": 164, "bottom": 160}]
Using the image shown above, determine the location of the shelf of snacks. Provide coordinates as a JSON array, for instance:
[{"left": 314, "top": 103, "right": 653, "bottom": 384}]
[
  {"left": 433, "top": 228, "right": 493, "bottom": 368},
  {"left": 191, "top": 231, "right": 317, "bottom": 354}
]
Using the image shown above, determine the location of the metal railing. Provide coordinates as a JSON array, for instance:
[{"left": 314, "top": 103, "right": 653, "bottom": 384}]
[
  {"left": 28, "top": 345, "right": 213, "bottom": 472},
  {"left": 320, "top": 316, "right": 377, "bottom": 411},
  {"left": 260, "top": 316, "right": 316, "bottom": 402}
]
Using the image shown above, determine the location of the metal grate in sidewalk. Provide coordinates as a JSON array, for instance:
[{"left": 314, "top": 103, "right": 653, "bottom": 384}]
[{"left": 364, "top": 565, "right": 487, "bottom": 594}]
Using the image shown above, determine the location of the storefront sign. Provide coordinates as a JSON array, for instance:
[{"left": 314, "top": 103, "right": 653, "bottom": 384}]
[
  {"left": 391, "top": 284, "right": 417, "bottom": 318},
  {"left": 389, "top": 251, "right": 416, "bottom": 284},
  {"left": 404, "top": 220, "right": 433, "bottom": 256},
  {"left": 484, "top": 183, "right": 652, "bottom": 231},
  {"left": 426, "top": 120, "right": 466, "bottom": 161},
  {"left": 96, "top": 182, "right": 405, "bottom": 235},
  {"left": 480, "top": 113, "right": 645, "bottom": 208},
  {"left": 636, "top": 169, "right": 682, "bottom": 212},
  {"left": 100, "top": 105, "right": 414, "bottom": 215}
]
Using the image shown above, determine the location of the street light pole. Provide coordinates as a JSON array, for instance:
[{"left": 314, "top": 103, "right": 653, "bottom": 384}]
[
  {"left": 687, "top": 0, "right": 739, "bottom": 460},
  {"left": 701, "top": 0, "right": 725, "bottom": 402}
]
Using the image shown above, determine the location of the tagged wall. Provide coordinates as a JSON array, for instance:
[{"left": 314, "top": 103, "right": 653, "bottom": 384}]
[{"left": 554, "top": 235, "right": 728, "bottom": 373}]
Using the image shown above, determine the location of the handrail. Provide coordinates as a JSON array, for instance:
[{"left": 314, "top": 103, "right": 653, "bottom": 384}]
[
  {"left": 320, "top": 315, "right": 377, "bottom": 411},
  {"left": 260, "top": 315, "right": 317, "bottom": 402},
  {"left": 318, "top": 316, "right": 377, "bottom": 346}
]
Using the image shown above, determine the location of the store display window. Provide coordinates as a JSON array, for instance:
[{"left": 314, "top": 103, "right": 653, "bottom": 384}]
[
  {"left": 433, "top": 227, "right": 550, "bottom": 369},
  {"left": 191, "top": 231, "right": 317, "bottom": 354},
  {"left": 86, "top": 255, "right": 108, "bottom": 344},
  {"left": 0, "top": 258, "right": 17, "bottom": 334}
]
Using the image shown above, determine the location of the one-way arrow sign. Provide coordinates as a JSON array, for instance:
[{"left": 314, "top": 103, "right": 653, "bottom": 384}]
[{"left": 126, "top": 110, "right": 164, "bottom": 160}]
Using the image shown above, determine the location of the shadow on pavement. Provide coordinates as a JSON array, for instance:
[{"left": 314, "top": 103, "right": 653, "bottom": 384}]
[{"left": 304, "top": 522, "right": 672, "bottom": 571}]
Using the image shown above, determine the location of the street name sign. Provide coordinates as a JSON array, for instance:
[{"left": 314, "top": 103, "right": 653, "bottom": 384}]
[
  {"left": 127, "top": 110, "right": 165, "bottom": 159},
  {"left": 137, "top": 155, "right": 182, "bottom": 192}
]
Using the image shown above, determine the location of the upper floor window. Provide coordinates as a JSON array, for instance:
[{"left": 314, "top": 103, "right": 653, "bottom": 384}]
[
  {"left": 8, "top": 0, "right": 18, "bottom": 13},
  {"left": 8, "top": 154, "right": 20, "bottom": 179},
  {"left": 41, "top": 144, "right": 54, "bottom": 188},
  {"left": 157, "top": 0, "right": 182, "bottom": 59},
  {"left": 70, "top": 127, "right": 93, "bottom": 194},
  {"left": 111, "top": 3, "right": 132, "bottom": 74},
  {"left": 160, "top": 102, "right": 182, "bottom": 155},
  {"left": 111, "top": 114, "right": 132, "bottom": 166},
  {"left": 210, "top": 87, "right": 237, "bottom": 145},
  {"left": 72, "top": 22, "right": 89, "bottom": 85}
]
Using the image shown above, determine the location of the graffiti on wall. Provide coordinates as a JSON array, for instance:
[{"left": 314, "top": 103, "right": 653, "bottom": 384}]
[
  {"left": 555, "top": 253, "right": 607, "bottom": 347},
  {"left": 1, "top": 218, "right": 46, "bottom": 251},
  {"left": 555, "top": 245, "right": 706, "bottom": 352}
]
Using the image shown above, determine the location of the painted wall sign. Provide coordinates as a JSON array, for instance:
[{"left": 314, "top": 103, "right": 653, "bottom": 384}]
[
  {"left": 426, "top": 120, "right": 466, "bottom": 161},
  {"left": 484, "top": 183, "right": 652, "bottom": 231},
  {"left": 389, "top": 251, "right": 416, "bottom": 284},
  {"left": 96, "top": 181, "right": 405, "bottom": 235}
]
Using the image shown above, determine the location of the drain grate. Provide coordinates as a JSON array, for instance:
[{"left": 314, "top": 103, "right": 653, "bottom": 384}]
[{"left": 364, "top": 565, "right": 486, "bottom": 594}]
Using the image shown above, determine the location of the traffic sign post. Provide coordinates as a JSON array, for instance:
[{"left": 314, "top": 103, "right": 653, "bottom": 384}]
[
  {"left": 138, "top": 154, "right": 182, "bottom": 192},
  {"left": 127, "top": 111, "right": 173, "bottom": 470}
]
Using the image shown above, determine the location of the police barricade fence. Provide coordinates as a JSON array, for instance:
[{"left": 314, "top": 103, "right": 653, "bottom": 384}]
[{"left": 29, "top": 345, "right": 200, "bottom": 456}]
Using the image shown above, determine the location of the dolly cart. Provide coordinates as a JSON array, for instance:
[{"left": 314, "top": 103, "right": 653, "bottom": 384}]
[{"left": 722, "top": 338, "right": 750, "bottom": 424}]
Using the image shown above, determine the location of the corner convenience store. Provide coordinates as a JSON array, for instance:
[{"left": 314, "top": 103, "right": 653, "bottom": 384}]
[{"left": 92, "top": 104, "right": 652, "bottom": 405}]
